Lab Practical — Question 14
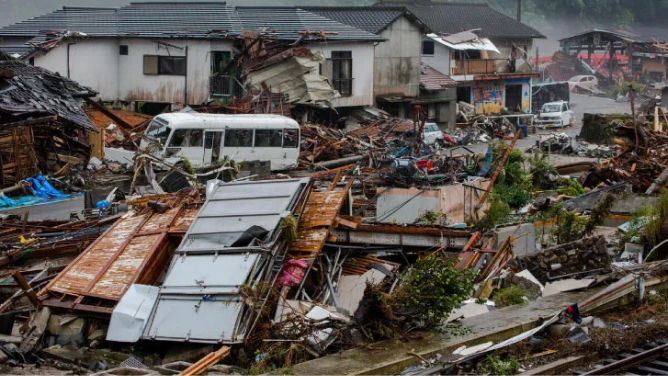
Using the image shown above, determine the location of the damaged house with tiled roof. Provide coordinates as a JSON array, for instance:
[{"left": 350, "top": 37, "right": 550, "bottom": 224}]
[
  {"left": 0, "top": 3, "right": 383, "bottom": 115},
  {"left": 306, "top": 6, "right": 459, "bottom": 130},
  {"left": 381, "top": 0, "right": 546, "bottom": 115}
]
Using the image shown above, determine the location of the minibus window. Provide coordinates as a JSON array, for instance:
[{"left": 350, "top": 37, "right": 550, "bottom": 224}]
[
  {"left": 224, "top": 129, "right": 253, "bottom": 147},
  {"left": 154, "top": 126, "right": 171, "bottom": 145},
  {"left": 169, "top": 129, "right": 203, "bottom": 147},
  {"left": 254, "top": 129, "right": 283, "bottom": 147},
  {"left": 146, "top": 118, "right": 171, "bottom": 145},
  {"left": 283, "top": 129, "right": 299, "bottom": 148}
]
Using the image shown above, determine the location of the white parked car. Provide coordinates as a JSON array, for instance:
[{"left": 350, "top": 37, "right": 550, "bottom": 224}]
[
  {"left": 568, "top": 75, "right": 599, "bottom": 91},
  {"left": 536, "top": 101, "right": 575, "bottom": 129},
  {"left": 423, "top": 122, "right": 447, "bottom": 146}
]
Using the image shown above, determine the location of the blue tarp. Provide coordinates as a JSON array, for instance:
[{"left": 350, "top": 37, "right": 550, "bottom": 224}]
[
  {"left": 478, "top": 148, "right": 494, "bottom": 176},
  {"left": 24, "top": 175, "right": 69, "bottom": 199},
  {"left": 0, "top": 175, "right": 75, "bottom": 209}
]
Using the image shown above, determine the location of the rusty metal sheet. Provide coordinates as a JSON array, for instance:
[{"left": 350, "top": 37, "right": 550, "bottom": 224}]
[
  {"left": 171, "top": 207, "right": 200, "bottom": 232},
  {"left": 298, "top": 191, "right": 347, "bottom": 229},
  {"left": 47, "top": 202, "right": 187, "bottom": 303},
  {"left": 48, "top": 214, "right": 148, "bottom": 296},
  {"left": 289, "top": 188, "right": 348, "bottom": 258},
  {"left": 89, "top": 234, "right": 162, "bottom": 299}
]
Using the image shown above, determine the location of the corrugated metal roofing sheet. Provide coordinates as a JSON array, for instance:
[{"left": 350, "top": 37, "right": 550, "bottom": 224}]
[
  {"left": 144, "top": 178, "right": 309, "bottom": 344},
  {"left": 289, "top": 187, "right": 350, "bottom": 259},
  {"left": 45, "top": 196, "right": 194, "bottom": 303}
]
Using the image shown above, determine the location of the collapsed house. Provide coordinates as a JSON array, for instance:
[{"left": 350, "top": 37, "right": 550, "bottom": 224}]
[{"left": 0, "top": 53, "right": 97, "bottom": 188}]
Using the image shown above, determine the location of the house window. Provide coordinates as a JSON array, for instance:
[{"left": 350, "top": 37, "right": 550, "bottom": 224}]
[
  {"left": 422, "top": 40, "right": 435, "bottom": 55},
  {"left": 427, "top": 104, "right": 437, "bottom": 120},
  {"left": 330, "top": 51, "right": 353, "bottom": 97},
  {"left": 119, "top": 45, "right": 128, "bottom": 55},
  {"left": 143, "top": 55, "right": 186, "bottom": 76},
  {"left": 28, "top": 57, "right": 35, "bottom": 66}
]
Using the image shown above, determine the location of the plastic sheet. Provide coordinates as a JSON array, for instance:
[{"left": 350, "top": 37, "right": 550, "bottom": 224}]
[{"left": 24, "top": 175, "right": 69, "bottom": 199}]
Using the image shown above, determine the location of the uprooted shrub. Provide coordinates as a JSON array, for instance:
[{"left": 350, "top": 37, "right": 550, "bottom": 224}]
[
  {"left": 384, "top": 255, "right": 475, "bottom": 326},
  {"left": 489, "top": 141, "right": 533, "bottom": 209},
  {"left": 493, "top": 285, "right": 526, "bottom": 308},
  {"left": 479, "top": 354, "right": 520, "bottom": 376},
  {"left": 541, "top": 193, "right": 617, "bottom": 245},
  {"left": 639, "top": 191, "right": 668, "bottom": 260},
  {"left": 474, "top": 199, "right": 512, "bottom": 232},
  {"left": 529, "top": 148, "right": 558, "bottom": 190}
]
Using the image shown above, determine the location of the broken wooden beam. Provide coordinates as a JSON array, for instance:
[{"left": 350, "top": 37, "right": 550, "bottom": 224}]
[
  {"left": 179, "top": 346, "right": 231, "bottom": 376},
  {"left": 12, "top": 271, "right": 40, "bottom": 307},
  {"left": 83, "top": 97, "right": 132, "bottom": 137}
]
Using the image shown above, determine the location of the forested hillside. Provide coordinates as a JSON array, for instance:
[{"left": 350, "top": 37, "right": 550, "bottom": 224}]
[{"left": 487, "top": 0, "right": 668, "bottom": 31}]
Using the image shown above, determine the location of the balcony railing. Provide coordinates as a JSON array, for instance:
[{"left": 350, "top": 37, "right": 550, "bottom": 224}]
[{"left": 452, "top": 59, "right": 510, "bottom": 75}]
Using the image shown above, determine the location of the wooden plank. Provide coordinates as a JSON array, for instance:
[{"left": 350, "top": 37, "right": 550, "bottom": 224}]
[
  {"left": 180, "top": 346, "right": 231, "bottom": 376},
  {"left": 11, "top": 271, "right": 39, "bottom": 307}
]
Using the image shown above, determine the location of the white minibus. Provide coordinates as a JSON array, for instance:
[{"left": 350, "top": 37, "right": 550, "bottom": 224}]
[{"left": 140, "top": 113, "right": 300, "bottom": 171}]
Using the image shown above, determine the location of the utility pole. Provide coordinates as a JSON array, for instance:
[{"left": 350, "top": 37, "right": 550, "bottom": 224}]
[{"left": 517, "top": 0, "right": 522, "bottom": 22}]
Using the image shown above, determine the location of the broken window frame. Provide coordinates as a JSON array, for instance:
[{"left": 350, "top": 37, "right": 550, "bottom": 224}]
[
  {"left": 283, "top": 129, "right": 299, "bottom": 148},
  {"left": 168, "top": 129, "right": 204, "bottom": 148},
  {"left": 143, "top": 55, "right": 187, "bottom": 76},
  {"left": 330, "top": 51, "right": 353, "bottom": 97}
]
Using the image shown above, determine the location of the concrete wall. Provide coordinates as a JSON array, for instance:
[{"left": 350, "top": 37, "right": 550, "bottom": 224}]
[
  {"left": 118, "top": 38, "right": 233, "bottom": 105},
  {"left": 313, "top": 42, "right": 375, "bottom": 108},
  {"left": 421, "top": 37, "right": 451, "bottom": 76},
  {"left": 374, "top": 16, "right": 422, "bottom": 98},
  {"left": 30, "top": 37, "right": 234, "bottom": 105},
  {"left": 376, "top": 187, "right": 440, "bottom": 224},
  {"left": 420, "top": 87, "right": 457, "bottom": 131},
  {"left": 488, "top": 37, "right": 534, "bottom": 60}
]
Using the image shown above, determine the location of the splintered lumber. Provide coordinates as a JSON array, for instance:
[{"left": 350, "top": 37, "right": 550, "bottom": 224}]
[
  {"left": 179, "top": 346, "right": 230, "bottom": 376},
  {"left": 12, "top": 271, "right": 39, "bottom": 307},
  {"left": 646, "top": 164, "right": 668, "bottom": 195}
]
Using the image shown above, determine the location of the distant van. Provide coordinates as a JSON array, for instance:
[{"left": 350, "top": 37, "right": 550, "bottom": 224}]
[{"left": 140, "top": 113, "right": 300, "bottom": 171}]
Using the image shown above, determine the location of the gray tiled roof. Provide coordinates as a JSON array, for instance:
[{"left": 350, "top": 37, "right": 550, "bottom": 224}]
[
  {"left": 0, "top": 3, "right": 383, "bottom": 43},
  {"left": 301, "top": 6, "right": 409, "bottom": 35},
  {"left": 236, "top": 7, "right": 385, "bottom": 41},
  {"left": 375, "top": 2, "right": 545, "bottom": 39},
  {"left": 420, "top": 64, "right": 456, "bottom": 90},
  {"left": 117, "top": 2, "right": 240, "bottom": 38}
]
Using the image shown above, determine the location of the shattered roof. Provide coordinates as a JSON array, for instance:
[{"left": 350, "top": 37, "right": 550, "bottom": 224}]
[
  {"left": 374, "top": 2, "right": 545, "bottom": 39},
  {"left": 302, "top": 6, "right": 426, "bottom": 35},
  {"left": 0, "top": 3, "right": 383, "bottom": 44},
  {"left": 0, "top": 59, "right": 97, "bottom": 131},
  {"left": 420, "top": 64, "right": 457, "bottom": 90}
]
